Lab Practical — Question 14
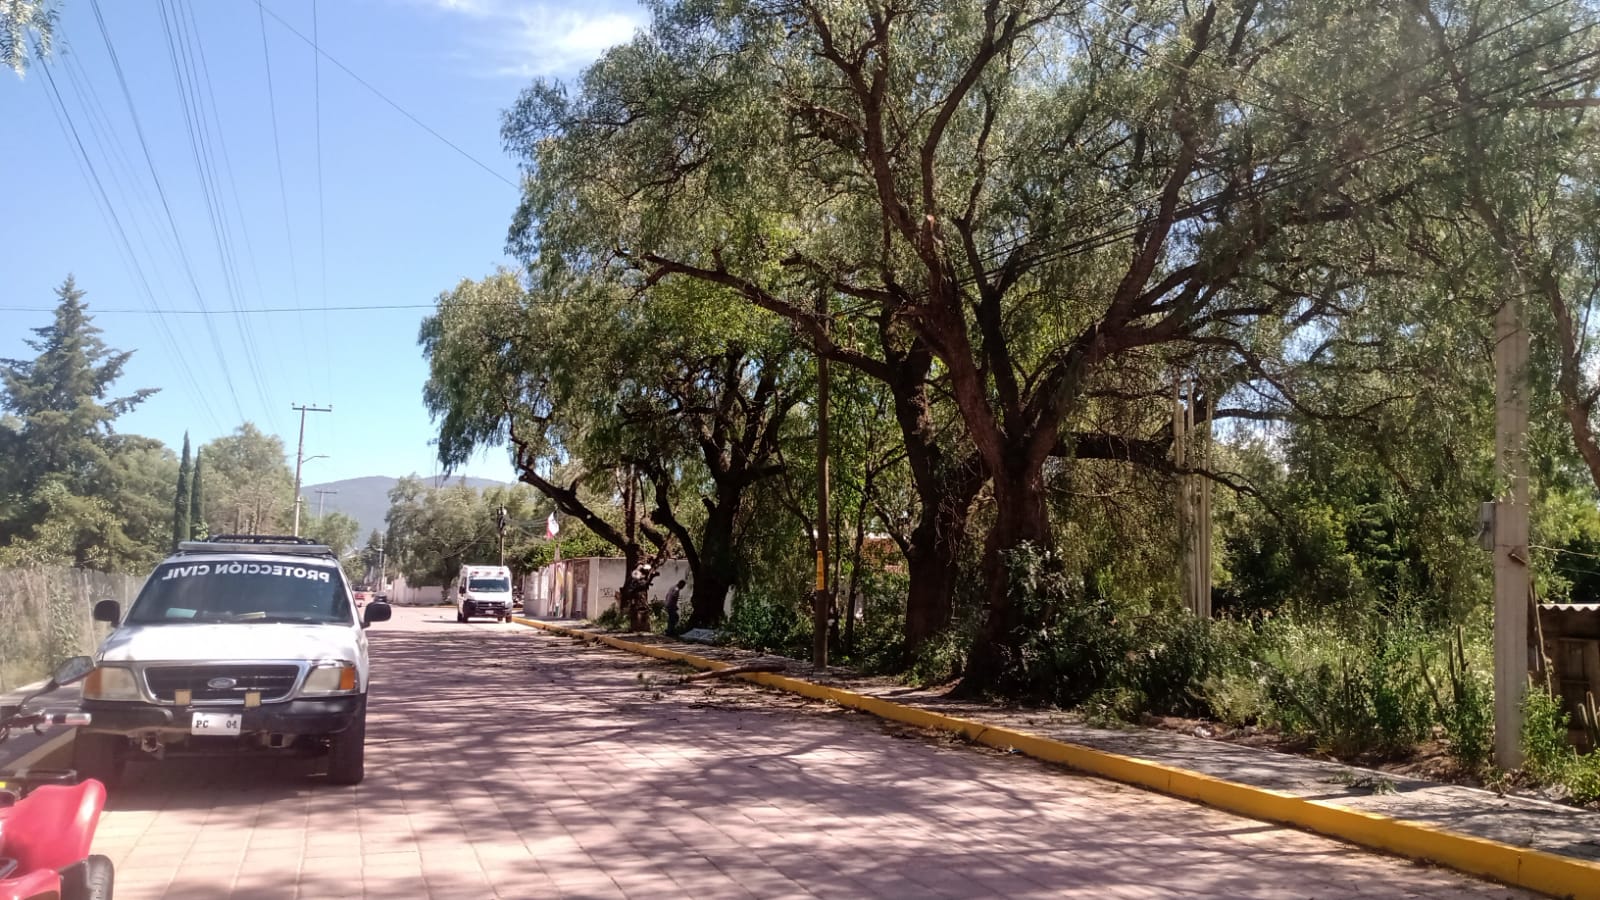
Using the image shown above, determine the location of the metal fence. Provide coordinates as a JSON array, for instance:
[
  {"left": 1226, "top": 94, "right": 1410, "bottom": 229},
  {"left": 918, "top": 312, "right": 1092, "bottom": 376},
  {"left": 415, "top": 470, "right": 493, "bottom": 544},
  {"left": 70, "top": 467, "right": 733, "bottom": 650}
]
[{"left": 0, "top": 567, "right": 143, "bottom": 692}]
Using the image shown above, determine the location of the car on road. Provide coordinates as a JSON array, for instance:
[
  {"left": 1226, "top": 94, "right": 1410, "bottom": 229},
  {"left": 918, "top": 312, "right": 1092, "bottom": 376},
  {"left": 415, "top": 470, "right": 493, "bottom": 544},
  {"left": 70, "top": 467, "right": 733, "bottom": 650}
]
[
  {"left": 73, "top": 534, "right": 391, "bottom": 787},
  {"left": 453, "top": 564, "right": 515, "bottom": 623}
]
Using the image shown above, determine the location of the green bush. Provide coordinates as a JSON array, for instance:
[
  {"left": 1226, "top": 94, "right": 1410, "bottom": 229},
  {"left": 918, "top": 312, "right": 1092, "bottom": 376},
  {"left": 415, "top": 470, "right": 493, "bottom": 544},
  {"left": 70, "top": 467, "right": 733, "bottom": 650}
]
[
  {"left": 723, "top": 589, "right": 810, "bottom": 656},
  {"left": 904, "top": 626, "right": 967, "bottom": 687},
  {"left": 1523, "top": 687, "right": 1575, "bottom": 784},
  {"left": 993, "top": 544, "right": 1130, "bottom": 706}
]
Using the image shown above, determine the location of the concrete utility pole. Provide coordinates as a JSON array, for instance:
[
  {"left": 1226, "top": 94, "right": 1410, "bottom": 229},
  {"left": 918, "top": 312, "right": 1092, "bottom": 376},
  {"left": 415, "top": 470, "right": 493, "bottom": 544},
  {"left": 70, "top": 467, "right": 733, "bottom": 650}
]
[
  {"left": 1493, "top": 296, "right": 1530, "bottom": 769},
  {"left": 290, "top": 403, "right": 332, "bottom": 537},
  {"left": 813, "top": 292, "right": 831, "bottom": 672},
  {"left": 314, "top": 489, "right": 338, "bottom": 519},
  {"left": 496, "top": 505, "right": 508, "bottom": 567}
]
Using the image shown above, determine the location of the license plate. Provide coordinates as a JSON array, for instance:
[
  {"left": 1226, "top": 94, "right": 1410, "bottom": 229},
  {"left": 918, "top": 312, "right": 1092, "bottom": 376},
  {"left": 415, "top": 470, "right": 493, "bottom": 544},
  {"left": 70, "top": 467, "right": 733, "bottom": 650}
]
[{"left": 190, "top": 712, "right": 242, "bottom": 736}]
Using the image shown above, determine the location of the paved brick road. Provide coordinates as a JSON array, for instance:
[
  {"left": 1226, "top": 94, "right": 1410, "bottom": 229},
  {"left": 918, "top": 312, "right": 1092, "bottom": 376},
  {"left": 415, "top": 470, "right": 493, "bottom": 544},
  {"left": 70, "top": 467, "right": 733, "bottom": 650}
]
[{"left": 88, "top": 607, "right": 1532, "bottom": 899}]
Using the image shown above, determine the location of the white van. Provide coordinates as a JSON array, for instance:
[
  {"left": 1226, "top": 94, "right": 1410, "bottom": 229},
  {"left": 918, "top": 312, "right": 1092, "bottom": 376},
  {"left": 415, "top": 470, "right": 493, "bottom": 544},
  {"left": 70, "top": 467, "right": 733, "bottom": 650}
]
[{"left": 454, "top": 565, "right": 514, "bottom": 622}]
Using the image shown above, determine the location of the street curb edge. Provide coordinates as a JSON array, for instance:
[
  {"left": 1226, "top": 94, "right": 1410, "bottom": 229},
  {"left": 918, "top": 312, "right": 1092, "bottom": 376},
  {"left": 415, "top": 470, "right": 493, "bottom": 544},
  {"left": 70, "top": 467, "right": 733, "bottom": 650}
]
[{"left": 513, "top": 616, "right": 1598, "bottom": 900}]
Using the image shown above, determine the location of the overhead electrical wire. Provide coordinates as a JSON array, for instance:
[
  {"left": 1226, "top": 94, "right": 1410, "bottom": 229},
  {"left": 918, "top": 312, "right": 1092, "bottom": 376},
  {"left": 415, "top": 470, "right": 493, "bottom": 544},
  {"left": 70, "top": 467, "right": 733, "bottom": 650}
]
[
  {"left": 312, "top": 0, "right": 331, "bottom": 392},
  {"left": 87, "top": 0, "right": 248, "bottom": 426},
  {"left": 33, "top": 57, "right": 226, "bottom": 432},
  {"left": 157, "top": 0, "right": 281, "bottom": 434},
  {"left": 250, "top": 0, "right": 518, "bottom": 189},
  {"left": 255, "top": 0, "right": 308, "bottom": 349}
]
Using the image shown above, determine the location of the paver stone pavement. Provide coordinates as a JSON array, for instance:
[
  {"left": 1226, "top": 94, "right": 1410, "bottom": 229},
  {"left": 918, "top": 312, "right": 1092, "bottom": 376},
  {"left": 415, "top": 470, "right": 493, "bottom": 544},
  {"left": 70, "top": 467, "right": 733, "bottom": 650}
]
[{"left": 85, "top": 606, "right": 1536, "bottom": 898}]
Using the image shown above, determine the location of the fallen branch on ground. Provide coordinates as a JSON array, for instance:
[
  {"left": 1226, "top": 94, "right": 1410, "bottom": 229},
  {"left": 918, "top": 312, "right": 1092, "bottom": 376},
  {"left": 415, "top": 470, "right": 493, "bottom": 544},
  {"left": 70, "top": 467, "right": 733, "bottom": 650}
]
[{"left": 684, "top": 660, "right": 787, "bottom": 681}]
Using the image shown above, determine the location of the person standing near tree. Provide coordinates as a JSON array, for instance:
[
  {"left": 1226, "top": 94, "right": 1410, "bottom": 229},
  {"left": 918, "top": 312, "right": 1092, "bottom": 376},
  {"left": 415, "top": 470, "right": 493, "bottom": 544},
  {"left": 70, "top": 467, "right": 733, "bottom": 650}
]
[{"left": 664, "top": 579, "right": 686, "bottom": 635}]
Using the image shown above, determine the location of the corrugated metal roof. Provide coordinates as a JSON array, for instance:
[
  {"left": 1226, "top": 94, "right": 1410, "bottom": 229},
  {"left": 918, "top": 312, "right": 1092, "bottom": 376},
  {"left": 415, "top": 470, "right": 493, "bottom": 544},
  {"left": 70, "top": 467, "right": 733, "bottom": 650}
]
[{"left": 1539, "top": 603, "right": 1600, "bottom": 612}]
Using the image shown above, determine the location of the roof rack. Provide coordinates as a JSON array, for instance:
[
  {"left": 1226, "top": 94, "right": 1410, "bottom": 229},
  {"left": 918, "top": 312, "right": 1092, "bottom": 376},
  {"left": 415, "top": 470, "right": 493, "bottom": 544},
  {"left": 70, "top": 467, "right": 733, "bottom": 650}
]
[{"left": 176, "top": 535, "right": 336, "bottom": 559}]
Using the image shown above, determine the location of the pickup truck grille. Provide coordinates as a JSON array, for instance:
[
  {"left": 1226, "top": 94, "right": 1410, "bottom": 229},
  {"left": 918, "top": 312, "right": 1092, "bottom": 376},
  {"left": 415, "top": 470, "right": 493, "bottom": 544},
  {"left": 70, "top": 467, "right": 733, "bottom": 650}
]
[{"left": 144, "top": 665, "right": 300, "bottom": 703}]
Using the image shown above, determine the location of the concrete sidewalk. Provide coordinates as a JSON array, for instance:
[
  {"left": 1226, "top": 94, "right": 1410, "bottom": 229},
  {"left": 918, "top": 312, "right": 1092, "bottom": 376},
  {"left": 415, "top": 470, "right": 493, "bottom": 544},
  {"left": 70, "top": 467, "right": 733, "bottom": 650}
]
[{"left": 589, "top": 627, "right": 1600, "bottom": 867}]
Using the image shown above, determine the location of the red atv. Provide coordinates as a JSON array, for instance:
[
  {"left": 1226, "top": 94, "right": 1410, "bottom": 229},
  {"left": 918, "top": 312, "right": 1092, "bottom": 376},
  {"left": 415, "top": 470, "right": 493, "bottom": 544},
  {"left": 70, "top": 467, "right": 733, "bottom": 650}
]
[{"left": 0, "top": 657, "right": 113, "bottom": 900}]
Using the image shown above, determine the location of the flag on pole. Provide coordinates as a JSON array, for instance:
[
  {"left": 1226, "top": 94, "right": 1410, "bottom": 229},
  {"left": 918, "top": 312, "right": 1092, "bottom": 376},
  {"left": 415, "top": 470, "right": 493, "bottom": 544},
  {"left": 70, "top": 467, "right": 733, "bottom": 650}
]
[{"left": 546, "top": 512, "right": 560, "bottom": 540}]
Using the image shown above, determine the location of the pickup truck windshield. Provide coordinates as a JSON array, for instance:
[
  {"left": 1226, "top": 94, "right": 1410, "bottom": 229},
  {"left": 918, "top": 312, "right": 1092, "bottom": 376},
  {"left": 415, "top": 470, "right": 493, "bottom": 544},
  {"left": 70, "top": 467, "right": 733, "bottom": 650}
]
[
  {"left": 467, "top": 577, "right": 511, "bottom": 592},
  {"left": 127, "top": 561, "right": 351, "bottom": 625}
]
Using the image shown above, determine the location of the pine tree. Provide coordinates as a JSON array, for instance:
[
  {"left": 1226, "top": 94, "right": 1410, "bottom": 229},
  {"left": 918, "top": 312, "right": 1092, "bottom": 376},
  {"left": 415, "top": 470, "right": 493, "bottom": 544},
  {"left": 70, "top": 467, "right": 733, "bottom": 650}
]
[
  {"left": 0, "top": 276, "right": 156, "bottom": 567},
  {"left": 172, "top": 433, "right": 191, "bottom": 550},
  {"left": 189, "top": 448, "right": 206, "bottom": 540}
]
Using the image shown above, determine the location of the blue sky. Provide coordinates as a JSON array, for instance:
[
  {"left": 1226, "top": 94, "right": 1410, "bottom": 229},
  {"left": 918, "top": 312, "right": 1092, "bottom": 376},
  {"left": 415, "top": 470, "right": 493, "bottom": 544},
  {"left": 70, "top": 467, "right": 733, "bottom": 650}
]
[{"left": 2, "top": 0, "right": 645, "bottom": 484}]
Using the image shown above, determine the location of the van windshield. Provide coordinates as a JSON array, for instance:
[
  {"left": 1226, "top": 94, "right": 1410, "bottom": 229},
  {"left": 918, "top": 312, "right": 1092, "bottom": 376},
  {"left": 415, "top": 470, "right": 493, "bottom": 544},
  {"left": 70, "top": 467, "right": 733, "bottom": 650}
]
[
  {"left": 128, "top": 561, "right": 351, "bottom": 625},
  {"left": 468, "top": 577, "right": 511, "bottom": 593}
]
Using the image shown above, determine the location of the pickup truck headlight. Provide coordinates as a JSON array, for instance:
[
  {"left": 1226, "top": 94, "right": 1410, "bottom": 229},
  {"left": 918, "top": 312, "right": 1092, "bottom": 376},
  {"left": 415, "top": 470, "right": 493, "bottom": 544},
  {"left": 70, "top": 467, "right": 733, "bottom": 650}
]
[
  {"left": 83, "top": 666, "right": 142, "bottom": 701},
  {"left": 302, "top": 662, "right": 358, "bottom": 695}
]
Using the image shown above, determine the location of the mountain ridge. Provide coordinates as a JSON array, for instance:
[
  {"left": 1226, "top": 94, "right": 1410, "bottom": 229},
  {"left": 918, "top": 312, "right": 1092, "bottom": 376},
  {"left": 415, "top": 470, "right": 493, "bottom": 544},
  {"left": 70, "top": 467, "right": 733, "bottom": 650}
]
[{"left": 303, "top": 474, "right": 513, "bottom": 537}]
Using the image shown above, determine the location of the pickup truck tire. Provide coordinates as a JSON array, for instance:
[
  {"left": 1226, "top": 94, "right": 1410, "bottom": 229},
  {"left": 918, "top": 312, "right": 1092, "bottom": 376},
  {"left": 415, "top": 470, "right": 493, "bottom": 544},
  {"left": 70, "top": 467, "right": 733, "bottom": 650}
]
[
  {"left": 72, "top": 733, "right": 125, "bottom": 788},
  {"left": 326, "top": 710, "right": 366, "bottom": 786},
  {"left": 61, "top": 854, "right": 114, "bottom": 900}
]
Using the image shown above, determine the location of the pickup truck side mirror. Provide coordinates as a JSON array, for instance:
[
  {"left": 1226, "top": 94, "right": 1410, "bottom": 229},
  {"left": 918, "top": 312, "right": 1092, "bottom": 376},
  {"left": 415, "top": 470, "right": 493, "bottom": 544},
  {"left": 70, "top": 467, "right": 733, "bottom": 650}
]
[
  {"left": 50, "top": 656, "right": 95, "bottom": 688},
  {"left": 362, "top": 602, "right": 392, "bottom": 628},
  {"left": 92, "top": 599, "right": 121, "bottom": 624}
]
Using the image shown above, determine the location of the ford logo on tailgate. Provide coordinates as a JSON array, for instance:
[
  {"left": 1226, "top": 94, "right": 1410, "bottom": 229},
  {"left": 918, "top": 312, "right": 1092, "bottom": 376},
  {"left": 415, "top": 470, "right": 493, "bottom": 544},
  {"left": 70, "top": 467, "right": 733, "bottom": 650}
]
[{"left": 207, "top": 677, "right": 238, "bottom": 690}]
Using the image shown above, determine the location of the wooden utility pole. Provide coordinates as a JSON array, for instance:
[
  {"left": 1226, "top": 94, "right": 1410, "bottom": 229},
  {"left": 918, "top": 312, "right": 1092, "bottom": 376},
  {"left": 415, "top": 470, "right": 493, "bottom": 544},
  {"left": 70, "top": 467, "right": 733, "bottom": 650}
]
[
  {"left": 290, "top": 403, "right": 332, "bottom": 537},
  {"left": 813, "top": 293, "right": 831, "bottom": 671},
  {"left": 1493, "top": 296, "right": 1530, "bottom": 769},
  {"left": 314, "top": 488, "right": 338, "bottom": 518}
]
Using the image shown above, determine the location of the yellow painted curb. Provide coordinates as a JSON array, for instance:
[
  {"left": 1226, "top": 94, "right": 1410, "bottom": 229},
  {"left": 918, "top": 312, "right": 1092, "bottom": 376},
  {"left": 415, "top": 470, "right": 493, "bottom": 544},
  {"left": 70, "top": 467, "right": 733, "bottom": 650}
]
[{"left": 516, "top": 616, "right": 1600, "bottom": 899}]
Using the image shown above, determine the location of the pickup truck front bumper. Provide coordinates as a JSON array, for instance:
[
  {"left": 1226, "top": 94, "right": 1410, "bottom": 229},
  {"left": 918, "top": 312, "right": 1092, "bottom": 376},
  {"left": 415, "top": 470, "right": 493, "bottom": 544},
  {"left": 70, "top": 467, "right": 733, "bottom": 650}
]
[{"left": 80, "top": 695, "right": 364, "bottom": 739}]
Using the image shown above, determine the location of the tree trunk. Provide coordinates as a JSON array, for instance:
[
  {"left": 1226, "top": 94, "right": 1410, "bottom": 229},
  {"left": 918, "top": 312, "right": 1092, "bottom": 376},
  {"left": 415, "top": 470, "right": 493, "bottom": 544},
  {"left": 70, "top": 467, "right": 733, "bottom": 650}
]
[
  {"left": 902, "top": 500, "right": 969, "bottom": 655},
  {"left": 618, "top": 542, "right": 652, "bottom": 631},
  {"left": 960, "top": 455, "right": 1053, "bottom": 692},
  {"left": 688, "top": 504, "right": 738, "bottom": 628}
]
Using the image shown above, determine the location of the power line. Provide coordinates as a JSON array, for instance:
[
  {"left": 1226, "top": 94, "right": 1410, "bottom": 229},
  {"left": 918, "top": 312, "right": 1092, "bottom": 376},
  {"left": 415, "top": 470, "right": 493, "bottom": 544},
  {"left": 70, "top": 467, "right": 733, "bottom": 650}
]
[
  {"left": 250, "top": 0, "right": 518, "bottom": 189},
  {"left": 179, "top": 0, "right": 290, "bottom": 435},
  {"left": 33, "top": 57, "right": 225, "bottom": 432},
  {"left": 312, "top": 0, "right": 331, "bottom": 392},
  {"left": 255, "top": 0, "right": 307, "bottom": 350},
  {"left": 0, "top": 302, "right": 497, "bottom": 314},
  {"left": 158, "top": 0, "right": 280, "bottom": 432},
  {"left": 87, "top": 0, "right": 248, "bottom": 425}
]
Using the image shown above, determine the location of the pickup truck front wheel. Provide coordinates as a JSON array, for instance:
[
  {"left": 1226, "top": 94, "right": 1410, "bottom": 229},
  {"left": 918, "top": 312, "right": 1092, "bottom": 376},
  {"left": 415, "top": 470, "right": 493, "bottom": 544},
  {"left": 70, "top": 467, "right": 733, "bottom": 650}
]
[
  {"left": 326, "top": 711, "right": 366, "bottom": 786},
  {"left": 72, "top": 733, "right": 125, "bottom": 788}
]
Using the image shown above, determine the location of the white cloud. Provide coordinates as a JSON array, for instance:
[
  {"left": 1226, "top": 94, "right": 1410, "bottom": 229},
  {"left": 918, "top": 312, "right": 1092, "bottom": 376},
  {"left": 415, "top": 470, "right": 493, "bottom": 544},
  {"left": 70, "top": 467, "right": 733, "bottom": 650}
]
[{"left": 416, "top": 0, "right": 647, "bottom": 79}]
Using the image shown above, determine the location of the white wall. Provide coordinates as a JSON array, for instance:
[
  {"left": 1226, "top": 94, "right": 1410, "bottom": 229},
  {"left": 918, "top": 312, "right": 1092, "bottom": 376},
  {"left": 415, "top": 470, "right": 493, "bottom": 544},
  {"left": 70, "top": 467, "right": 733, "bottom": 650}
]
[
  {"left": 522, "top": 558, "right": 694, "bottom": 619},
  {"left": 385, "top": 577, "right": 447, "bottom": 607}
]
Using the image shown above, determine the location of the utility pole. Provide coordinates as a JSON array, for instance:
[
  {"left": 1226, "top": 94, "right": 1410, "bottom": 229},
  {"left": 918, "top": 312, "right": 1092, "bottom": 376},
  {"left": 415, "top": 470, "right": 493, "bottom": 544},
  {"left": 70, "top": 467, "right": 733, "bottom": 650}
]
[
  {"left": 376, "top": 533, "right": 386, "bottom": 592},
  {"left": 290, "top": 403, "right": 332, "bottom": 537},
  {"left": 314, "top": 489, "right": 338, "bottom": 519},
  {"left": 1493, "top": 295, "right": 1530, "bottom": 769},
  {"left": 496, "top": 505, "right": 508, "bottom": 567},
  {"left": 813, "top": 292, "right": 831, "bottom": 672}
]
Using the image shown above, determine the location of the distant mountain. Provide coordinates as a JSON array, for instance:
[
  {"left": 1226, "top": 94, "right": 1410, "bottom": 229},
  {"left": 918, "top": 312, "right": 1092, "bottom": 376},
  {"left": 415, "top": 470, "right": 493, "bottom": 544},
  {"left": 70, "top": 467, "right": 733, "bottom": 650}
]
[{"left": 302, "top": 475, "right": 512, "bottom": 537}]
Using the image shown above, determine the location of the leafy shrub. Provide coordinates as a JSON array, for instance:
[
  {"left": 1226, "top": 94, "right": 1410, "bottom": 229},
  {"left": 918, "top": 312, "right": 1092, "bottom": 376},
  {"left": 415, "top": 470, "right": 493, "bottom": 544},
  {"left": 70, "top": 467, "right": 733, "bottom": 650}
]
[
  {"left": 1523, "top": 687, "right": 1574, "bottom": 783},
  {"left": 904, "top": 626, "right": 967, "bottom": 687},
  {"left": 593, "top": 606, "right": 627, "bottom": 630},
  {"left": 1435, "top": 631, "right": 1493, "bottom": 773},
  {"left": 723, "top": 589, "right": 810, "bottom": 656},
  {"left": 993, "top": 544, "right": 1130, "bottom": 706}
]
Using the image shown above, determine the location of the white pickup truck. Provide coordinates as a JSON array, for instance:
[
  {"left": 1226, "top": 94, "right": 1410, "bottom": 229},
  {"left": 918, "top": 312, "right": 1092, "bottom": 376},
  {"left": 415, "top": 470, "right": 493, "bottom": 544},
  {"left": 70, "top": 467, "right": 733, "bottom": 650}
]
[{"left": 73, "top": 535, "right": 391, "bottom": 786}]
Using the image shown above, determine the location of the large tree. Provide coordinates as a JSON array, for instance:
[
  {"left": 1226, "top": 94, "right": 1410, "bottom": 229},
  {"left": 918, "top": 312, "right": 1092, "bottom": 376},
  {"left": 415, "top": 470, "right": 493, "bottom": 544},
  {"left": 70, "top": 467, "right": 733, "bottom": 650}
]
[
  {"left": 201, "top": 424, "right": 294, "bottom": 535},
  {"left": 422, "top": 268, "right": 808, "bottom": 629},
  {"left": 0, "top": 276, "right": 157, "bottom": 568},
  {"left": 503, "top": 0, "right": 1542, "bottom": 684}
]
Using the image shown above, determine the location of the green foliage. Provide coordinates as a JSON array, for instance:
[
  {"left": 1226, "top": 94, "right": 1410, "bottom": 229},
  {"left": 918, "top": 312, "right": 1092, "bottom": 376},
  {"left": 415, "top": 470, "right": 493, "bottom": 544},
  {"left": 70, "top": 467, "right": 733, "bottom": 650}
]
[
  {"left": 189, "top": 449, "right": 206, "bottom": 540},
  {"left": 1522, "top": 687, "right": 1572, "bottom": 785},
  {"left": 723, "top": 587, "right": 810, "bottom": 657},
  {"left": 0, "top": 278, "right": 160, "bottom": 570},
  {"left": 172, "top": 434, "right": 191, "bottom": 551},
  {"left": 200, "top": 424, "right": 293, "bottom": 535},
  {"left": 0, "top": 0, "right": 56, "bottom": 76}
]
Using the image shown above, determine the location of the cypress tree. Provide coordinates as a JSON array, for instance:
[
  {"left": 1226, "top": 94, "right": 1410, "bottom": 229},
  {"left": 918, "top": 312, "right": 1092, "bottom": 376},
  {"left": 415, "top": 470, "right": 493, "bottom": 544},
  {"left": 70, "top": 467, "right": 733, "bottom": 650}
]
[
  {"left": 189, "top": 448, "right": 206, "bottom": 540},
  {"left": 172, "top": 433, "right": 191, "bottom": 550}
]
